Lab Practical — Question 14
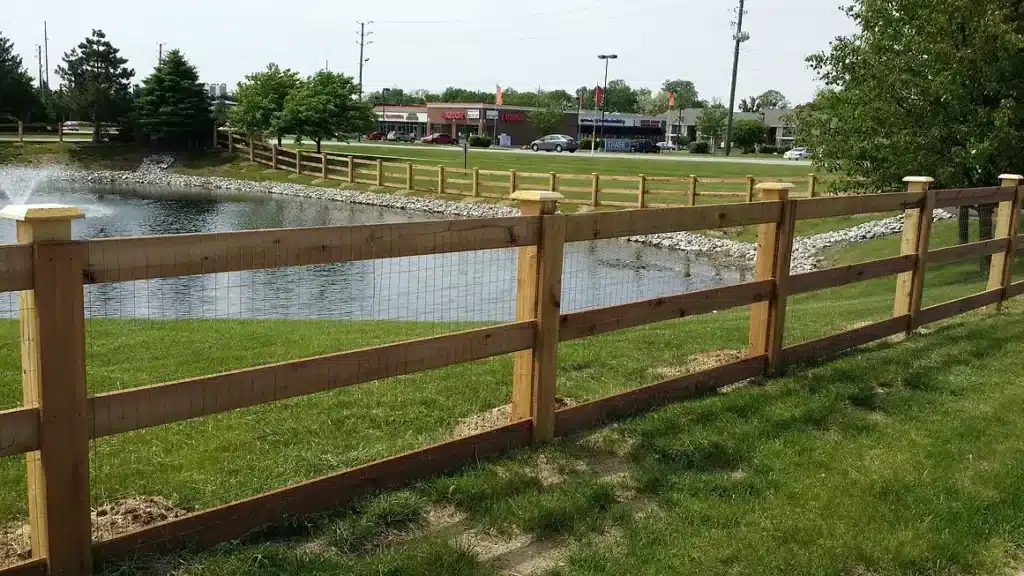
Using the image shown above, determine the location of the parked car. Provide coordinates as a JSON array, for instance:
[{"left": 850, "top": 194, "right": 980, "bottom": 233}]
[
  {"left": 421, "top": 133, "right": 453, "bottom": 145},
  {"left": 366, "top": 132, "right": 387, "bottom": 140},
  {"left": 386, "top": 131, "right": 414, "bottom": 142},
  {"left": 631, "top": 140, "right": 661, "bottom": 154},
  {"left": 783, "top": 147, "right": 810, "bottom": 160},
  {"left": 656, "top": 141, "right": 678, "bottom": 151},
  {"left": 529, "top": 134, "right": 579, "bottom": 153},
  {"left": 62, "top": 121, "right": 83, "bottom": 132}
]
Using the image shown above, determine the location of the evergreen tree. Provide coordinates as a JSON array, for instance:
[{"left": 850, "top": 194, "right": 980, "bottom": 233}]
[
  {"left": 56, "top": 30, "right": 134, "bottom": 142},
  {"left": 136, "top": 49, "right": 211, "bottom": 148},
  {"left": 0, "top": 32, "right": 41, "bottom": 121}
]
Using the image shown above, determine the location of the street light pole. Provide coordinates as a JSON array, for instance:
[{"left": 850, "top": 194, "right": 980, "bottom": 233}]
[
  {"left": 381, "top": 88, "right": 391, "bottom": 136},
  {"left": 597, "top": 54, "right": 617, "bottom": 151}
]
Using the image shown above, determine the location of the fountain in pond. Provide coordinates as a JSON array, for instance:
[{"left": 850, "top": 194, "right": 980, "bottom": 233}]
[{"left": 0, "top": 165, "right": 65, "bottom": 206}]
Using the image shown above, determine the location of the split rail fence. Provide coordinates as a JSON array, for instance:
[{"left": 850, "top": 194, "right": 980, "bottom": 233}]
[
  {"left": 0, "top": 171, "right": 1022, "bottom": 575},
  {"left": 219, "top": 132, "right": 826, "bottom": 208}
]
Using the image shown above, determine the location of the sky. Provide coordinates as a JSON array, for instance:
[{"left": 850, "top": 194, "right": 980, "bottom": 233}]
[{"left": 3, "top": 0, "right": 857, "bottom": 106}]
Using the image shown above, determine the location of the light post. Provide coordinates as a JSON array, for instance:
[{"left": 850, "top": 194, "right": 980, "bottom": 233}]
[
  {"left": 381, "top": 88, "right": 391, "bottom": 136},
  {"left": 597, "top": 54, "right": 617, "bottom": 152}
]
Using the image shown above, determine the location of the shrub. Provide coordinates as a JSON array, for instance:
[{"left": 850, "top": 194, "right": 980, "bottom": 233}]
[
  {"left": 688, "top": 141, "right": 711, "bottom": 154},
  {"left": 468, "top": 134, "right": 491, "bottom": 148},
  {"left": 577, "top": 138, "right": 604, "bottom": 151},
  {"left": 673, "top": 135, "right": 691, "bottom": 148},
  {"left": 760, "top": 145, "right": 778, "bottom": 154}
]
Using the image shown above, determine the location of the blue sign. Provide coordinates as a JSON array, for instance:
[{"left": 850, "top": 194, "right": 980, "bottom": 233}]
[{"left": 604, "top": 139, "right": 632, "bottom": 152}]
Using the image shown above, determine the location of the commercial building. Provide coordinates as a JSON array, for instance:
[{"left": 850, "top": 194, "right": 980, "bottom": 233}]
[
  {"left": 662, "top": 108, "right": 795, "bottom": 147},
  {"left": 577, "top": 111, "right": 666, "bottom": 144},
  {"left": 374, "top": 105, "right": 429, "bottom": 138}
]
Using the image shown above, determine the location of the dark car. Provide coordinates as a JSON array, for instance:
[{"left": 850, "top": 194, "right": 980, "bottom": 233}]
[
  {"left": 421, "top": 133, "right": 453, "bottom": 145},
  {"left": 367, "top": 132, "right": 386, "bottom": 140},
  {"left": 529, "top": 134, "right": 579, "bottom": 153},
  {"left": 631, "top": 140, "right": 661, "bottom": 154}
]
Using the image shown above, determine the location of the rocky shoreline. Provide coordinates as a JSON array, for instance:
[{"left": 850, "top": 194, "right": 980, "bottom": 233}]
[{"left": 52, "top": 156, "right": 952, "bottom": 273}]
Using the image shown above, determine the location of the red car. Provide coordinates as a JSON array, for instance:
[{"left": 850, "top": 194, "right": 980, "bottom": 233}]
[
  {"left": 367, "top": 132, "right": 386, "bottom": 140},
  {"left": 421, "top": 133, "right": 453, "bottom": 145}
]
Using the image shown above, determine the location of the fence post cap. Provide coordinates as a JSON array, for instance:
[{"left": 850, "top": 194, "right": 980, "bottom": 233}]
[
  {"left": 902, "top": 176, "right": 935, "bottom": 184},
  {"left": 0, "top": 203, "right": 85, "bottom": 222},
  {"left": 998, "top": 174, "right": 1024, "bottom": 182},
  {"left": 754, "top": 182, "right": 794, "bottom": 191},
  {"left": 510, "top": 191, "right": 564, "bottom": 202}
]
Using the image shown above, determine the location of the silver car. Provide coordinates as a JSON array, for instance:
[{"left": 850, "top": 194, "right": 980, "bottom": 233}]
[{"left": 530, "top": 134, "right": 579, "bottom": 153}]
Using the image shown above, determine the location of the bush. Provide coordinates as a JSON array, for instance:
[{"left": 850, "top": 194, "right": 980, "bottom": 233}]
[
  {"left": 577, "top": 138, "right": 604, "bottom": 151},
  {"left": 760, "top": 145, "right": 778, "bottom": 154},
  {"left": 468, "top": 134, "right": 491, "bottom": 148},
  {"left": 673, "top": 135, "right": 691, "bottom": 148},
  {"left": 688, "top": 141, "right": 710, "bottom": 154}
]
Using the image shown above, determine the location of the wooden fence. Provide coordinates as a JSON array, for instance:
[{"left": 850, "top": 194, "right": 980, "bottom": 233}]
[
  {"left": 0, "top": 173, "right": 1022, "bottom": 575},
  {"left": 219, "top": 132, "right": 825, "bottom": 208}
]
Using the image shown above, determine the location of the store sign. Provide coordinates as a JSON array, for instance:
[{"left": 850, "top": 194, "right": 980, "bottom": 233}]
[
  {"left": 467, "top": 109, "right": 480, "bottom": 119},
  {"left": 580, "top": 117, "right": 627, "bottom": 126},
  {"left": 501, "top": 112, "right": 526, "bottom": 122},
  {"left": 485, "top": 110, "right": 499, "bottom": 120},
  {"left": 639, "top": 119, "right": 662, "bottom": 128},
  {"left": 604, "top": 139, "right": 633, "bottom": 152},
  {"left": 407, "top": 112, "right": 422, "bottom": 122},
  {"left": 376, "top": 111, "right": 427, "bottom": 122},
  {"left": 442, "top": 111, "right": 466, "bottom": 120}
]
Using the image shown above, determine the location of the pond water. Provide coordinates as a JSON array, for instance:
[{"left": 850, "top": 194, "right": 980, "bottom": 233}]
[{"left": 0, "top": 180, "right": 747, "bottom": 321}]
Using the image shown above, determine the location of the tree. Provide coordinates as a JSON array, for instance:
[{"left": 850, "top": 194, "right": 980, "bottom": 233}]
[
  {"left": 527, "top": 105, "right": 566, "bottom": 137},
  {"left": 798, "top": 0, "right": 1024, "bottom": 252},
  {"left": 757, "top": 90, "right": 790, "bottom": 110},
  {"left": 367, "top": 88, "right": 426, "bottom": 106},
  {"left": 135, "top": 49, "right": 211, "bottom": 148},
  {"left": 56, "top": 30, "right": 134, "bottom": 142},
  {"left": 603, "top": 79, "right": 640, "bottom": 113},
  {"left": 281, "top": 71, "right": 373, "bottom": 153},
  {"left": 0, "top": 32, "right": 42, "bottom": 121},
  {"left": 738, "top": 96, "right": 761, "bottom": 113},
  {"left": 695, "top": 105, "right": 728, "bottom": 151},
  {"left": 732, "top": 118, "right": 767, "bottom": 152},
  {"left": 230, "top": 64, "right": 300, "bottom": 146},
  {"left": 661, "top": 79, "right": 701, "bottom": 109}
]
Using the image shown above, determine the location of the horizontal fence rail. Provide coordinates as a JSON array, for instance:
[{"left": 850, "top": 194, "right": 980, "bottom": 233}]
[{"left": 2, "top": 167, "right": 1024, "bottom": 575}]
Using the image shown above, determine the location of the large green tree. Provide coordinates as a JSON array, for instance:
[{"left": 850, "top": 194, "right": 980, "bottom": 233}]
[
  {"left": 738, "top": 90, "right": 790, "bottom": 113},
  {"left": 56, "top": 30, "right": 134, "bottom": 142},
  {"left": 696, "top": 105, "right": 728, "bottom": 151},
  {"left": 230, "top": 63, "right": 300, "bottom": 146},
  {"left": 281, "top": 71, "right": 373, "bottom": 152},
  {"left": 527, "top": 104, "right": 566, "bottom": 137},
  {"left": 0, "top": 32, "right": 42, "bottom": 121},
  {"left": 135, "top": 49, "right": 210, "bottom": 148},
  {"left": 796, "top": 0, "right": 1024, "bottom": 248},
  {"left": 732, "top": 118, "right": 767, "bottom": 152},
  {"left": 662, "top": 79, "right": 701, "bottom": 109}
]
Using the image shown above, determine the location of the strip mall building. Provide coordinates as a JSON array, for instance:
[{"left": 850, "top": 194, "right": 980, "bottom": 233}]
[{"left": 373, "top": 104, "right": 665, "bottom": 146}]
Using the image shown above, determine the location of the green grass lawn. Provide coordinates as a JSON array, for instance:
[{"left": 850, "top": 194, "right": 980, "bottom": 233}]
[{"left": 0, "top": 211, "right": 1021, "bottom": 574}]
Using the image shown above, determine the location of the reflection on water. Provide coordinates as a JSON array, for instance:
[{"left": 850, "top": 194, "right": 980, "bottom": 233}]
[{"left": 0, "top": 182, "right": 747, "bottom": 321}]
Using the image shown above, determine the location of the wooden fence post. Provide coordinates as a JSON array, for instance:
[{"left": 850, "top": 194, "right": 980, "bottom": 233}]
[
  {"left": 248, "top": 137, "right": 254, "bottom": 162},
  {"left": 438, "top": 165, "right": 445, "bottom": 194},
  {"left": 748, "top": 183, "right": 796, "bottom": 376},
  {"left": 212, "top": 124, "right": 218, "bottom": 149},
  {"left": 893, "top": 176, "right": 935, "bottom": 334},
  {"left": 271, "top": 145, "right": 278, "bottom": 170},
  {"left": 549, "top": 172, "right": 557, "bottom": 192},
  {"left": 406, "top": 163, "right": 414, "bottom": 190},
  {"left": 987, "top": 174, "right": 1023, "bottom": 311},
  {"left": 637, "top": 174, "right": 647, "bottom": 209},
  {"left": 0, "top": 204, "right": 91, "bottom": 575},
  {"left": 294, "top": 150, "right": 302, "bottom": 174},
  {"left": 808, "top": 174, "right": 818, "bottom": 198},
  {"left": 591, "top": 173, "right": 600, "bottom": 207},
  {"left": 472, "top": 168, "right": 480, "bottom": 197},
  {"left": 227, "top": 133, "right": 234, "bottom": 154},
  {"left": 321, "top": 152, "right": 328, "bottom": 180},
  {"left": 347, "top": 157, "right": 355, "bottom": 184},
  {"left": 58, "top": 121, "right": 63, "bottom": 143},
  {"left": 745, "top": 176, "right": 756, "bottom": 202},
  {"left": 377, "top": 160, "right": 384, "bottom": 186},
  {"left": 509, "top": 170, "right": 518, "bottom": 196},
  {"left": 18, "top": 120, "right": 23, "bottom": 143},
  {"left": 510, "top": 191, "right": 565, "bottom": 443},
  {"left": 689, "top": 175, "right": 698, "bottom": 206}
]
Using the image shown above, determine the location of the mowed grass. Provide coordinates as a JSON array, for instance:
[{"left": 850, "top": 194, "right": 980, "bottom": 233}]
[{"left": 1, "top": 214, "right": 1022, "bottom": 574}]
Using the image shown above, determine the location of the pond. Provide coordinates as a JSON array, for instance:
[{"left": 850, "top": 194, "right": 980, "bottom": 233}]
[{"left": 0, "top": 180, "right": 747, "bottom": 321}]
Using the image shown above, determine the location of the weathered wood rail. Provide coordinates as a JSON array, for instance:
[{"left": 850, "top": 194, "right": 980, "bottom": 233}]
[{"left": 0, "top": 172, "right": 1021, "bottom": 575}]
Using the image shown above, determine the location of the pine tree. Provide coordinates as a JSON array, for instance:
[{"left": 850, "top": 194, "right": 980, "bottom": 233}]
[
  {"left": 0, "top": 32, "right": 41, "bottom": 121},
  {"left": 56, "top": 29, "right": 134, "bottom": 142},
  {"left": 136, "top": 49, "right": 210, "bottom": 148}
]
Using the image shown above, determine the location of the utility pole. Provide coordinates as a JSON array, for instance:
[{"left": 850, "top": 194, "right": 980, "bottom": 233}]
[
  {"left": 356, "top": 21, "right": 373, "bottom": 100},
  {"left": 36, "top": 45, "right": 44, "bottom": 92},
  {"left": 724, "top": 0, "right": 749, "bottom": 156},
  {"left": 43, "top": 21, "right": 50, "bottom": 90},
  {"left": 158, "top": 43, "right": 164, "bottom": 63}
]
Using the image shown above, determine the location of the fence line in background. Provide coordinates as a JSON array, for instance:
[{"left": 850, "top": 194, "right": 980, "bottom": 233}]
[
  {"left": 1, "top": 170, "right": 1022, "bottom": 575},
  {"left": 216, "top": 132, "right": 825, "bottom": 207}
]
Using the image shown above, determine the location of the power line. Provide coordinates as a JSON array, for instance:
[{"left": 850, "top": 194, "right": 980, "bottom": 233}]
[
  {"left": 724, "top": 0, "right": 749, "bottom": 156},
  {"left": 356, "top": 21, "right": 373, "bottom": 100}
]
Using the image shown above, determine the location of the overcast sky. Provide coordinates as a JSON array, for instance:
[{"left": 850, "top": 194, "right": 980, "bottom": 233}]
[{"left": 3, "top": 0, "right": 856, "bottom": 105}]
